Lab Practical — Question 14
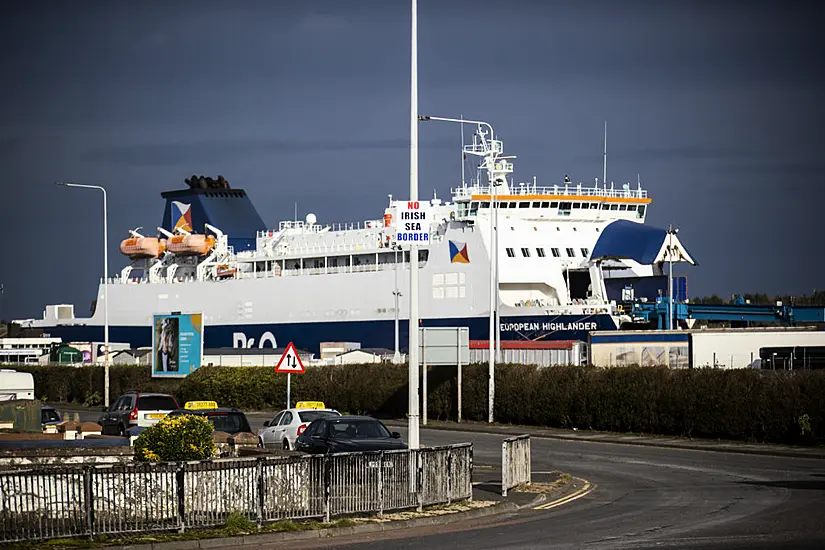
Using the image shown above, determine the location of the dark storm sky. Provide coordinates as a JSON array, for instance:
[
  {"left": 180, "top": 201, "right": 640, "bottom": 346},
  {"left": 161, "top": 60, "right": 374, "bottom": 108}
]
[{"left": 1, "top": 0, "right": 822, "bottom": 321}]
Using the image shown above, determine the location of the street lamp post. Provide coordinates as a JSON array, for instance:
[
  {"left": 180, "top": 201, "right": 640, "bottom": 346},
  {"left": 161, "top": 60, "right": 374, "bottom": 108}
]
[
  {"left": 418, "top": 115, "right": 498, "bottom": 422},
  {"left": 56, "top": 182, "right": 110, "bottom": 408}
]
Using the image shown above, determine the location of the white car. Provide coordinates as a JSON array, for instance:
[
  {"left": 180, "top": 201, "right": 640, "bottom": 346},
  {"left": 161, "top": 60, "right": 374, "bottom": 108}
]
[{"left": 258, "top": 401, "right": 341, "bottom": 450}]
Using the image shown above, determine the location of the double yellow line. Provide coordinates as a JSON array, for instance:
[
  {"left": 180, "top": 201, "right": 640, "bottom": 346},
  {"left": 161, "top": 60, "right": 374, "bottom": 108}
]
[{"left": 534, "top": 478, "right": 595, "bottom": 510}]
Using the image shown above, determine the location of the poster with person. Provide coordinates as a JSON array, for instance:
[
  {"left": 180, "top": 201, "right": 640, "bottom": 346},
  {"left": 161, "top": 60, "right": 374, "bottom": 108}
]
[{"left": 152, "top": 313, "right": 203, "bottom": 378}]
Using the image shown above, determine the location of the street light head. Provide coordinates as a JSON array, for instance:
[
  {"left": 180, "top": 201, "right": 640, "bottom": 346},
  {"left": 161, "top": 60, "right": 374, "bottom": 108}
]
[
  {"left": 55, "top": 181, "right": 68, "bottom": 186},
  {"left": 418, "top": 115, "right": 431, "bottom": 121}
]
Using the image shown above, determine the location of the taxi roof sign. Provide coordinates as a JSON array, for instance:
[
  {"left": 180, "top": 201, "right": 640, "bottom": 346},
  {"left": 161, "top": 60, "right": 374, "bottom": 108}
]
[
  {"left": 184, "top": 400, "right": 218, "bottom": 410},
  {"left": 295, "top": 401, "right": 325, "bottom": 410}
]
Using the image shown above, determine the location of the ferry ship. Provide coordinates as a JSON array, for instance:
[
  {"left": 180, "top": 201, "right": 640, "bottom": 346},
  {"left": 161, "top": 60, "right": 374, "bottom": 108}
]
[{"left": 21, "top": 125, "right": 695, "bottom": 353}]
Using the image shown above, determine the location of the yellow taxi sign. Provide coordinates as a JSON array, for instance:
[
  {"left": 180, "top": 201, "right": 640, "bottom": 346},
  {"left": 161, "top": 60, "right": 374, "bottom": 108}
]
[
  {"left": 295, "top": 401, "right": 325, "bottom": 410},
  {"left": 184, "top": 400, "right": 218, "bottom": 410}
]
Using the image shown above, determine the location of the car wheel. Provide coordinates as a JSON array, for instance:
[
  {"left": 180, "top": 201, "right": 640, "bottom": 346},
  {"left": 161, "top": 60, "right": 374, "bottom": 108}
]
[
  {"left": 282, "top": 439, "right": 290, "bottom": 451},
  {"left": 258, "top": 438, "right": 265, "bottom": 449},
  {"left": 119, "top": 425, "right": 128, "bottom": 438}
]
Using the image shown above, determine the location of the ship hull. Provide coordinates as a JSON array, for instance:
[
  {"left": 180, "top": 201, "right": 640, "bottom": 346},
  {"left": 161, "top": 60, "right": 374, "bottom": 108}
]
[{"left": 38, "top": 313, "right": 617, "bottom": 355}]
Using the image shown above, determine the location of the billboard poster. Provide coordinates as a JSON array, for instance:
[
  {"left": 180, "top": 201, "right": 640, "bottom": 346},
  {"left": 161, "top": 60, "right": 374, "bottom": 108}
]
[{"left": 152, "top": 313, "right": 204, "bottom": 378}]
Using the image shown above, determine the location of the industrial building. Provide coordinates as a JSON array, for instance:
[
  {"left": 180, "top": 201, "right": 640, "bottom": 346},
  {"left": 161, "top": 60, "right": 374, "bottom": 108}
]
[{"left": 589, "top": 327, "right": 825, "bottom": 369}]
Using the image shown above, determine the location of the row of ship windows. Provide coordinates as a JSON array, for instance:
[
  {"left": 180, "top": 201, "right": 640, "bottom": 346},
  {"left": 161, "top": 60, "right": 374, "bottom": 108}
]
[
  {"left": 505, "top": 247, "right": 589, "bottom": 259},
  {"left": 465, "top": 202, "right": 646, "bottom": 216}
]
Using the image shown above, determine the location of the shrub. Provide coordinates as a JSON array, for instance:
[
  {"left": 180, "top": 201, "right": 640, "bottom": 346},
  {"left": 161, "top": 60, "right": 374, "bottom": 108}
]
[
  {"left": 134, "top": 414, "right": 216, "bottom": 462},
  {"left": 16, "top": 363, "right": 825, "bottom": 446}
]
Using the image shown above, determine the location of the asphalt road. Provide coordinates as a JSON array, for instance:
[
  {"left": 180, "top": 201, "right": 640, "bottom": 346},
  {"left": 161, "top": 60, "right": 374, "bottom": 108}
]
[
  {"left": 68, "top": 406, "right": 825, "bottom": 549},
  {"left": 290, "top": 427, "right": 825, "bottom": 550}
]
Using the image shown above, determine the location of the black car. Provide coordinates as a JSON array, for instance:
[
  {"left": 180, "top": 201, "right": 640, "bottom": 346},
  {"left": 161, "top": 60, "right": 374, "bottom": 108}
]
[
  {"left": 41, "top": 404, "right": 62, "bottom": 427},
  {"left": 295, "top": 415, "right": 407, "bottom": 454},
  {"left": 166, "top": 407, "right": 253, "bottom": 435}
]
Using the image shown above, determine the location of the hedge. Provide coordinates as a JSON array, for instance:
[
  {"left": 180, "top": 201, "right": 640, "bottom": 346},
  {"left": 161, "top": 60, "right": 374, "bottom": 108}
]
[{"left": 15, "top": 364, "right": 825, "bottom": 446}]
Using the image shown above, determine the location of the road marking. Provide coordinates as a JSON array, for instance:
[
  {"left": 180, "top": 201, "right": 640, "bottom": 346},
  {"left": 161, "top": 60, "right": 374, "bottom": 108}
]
[{"left": 534, "top": 478, "right": 595, "bottom": 510}]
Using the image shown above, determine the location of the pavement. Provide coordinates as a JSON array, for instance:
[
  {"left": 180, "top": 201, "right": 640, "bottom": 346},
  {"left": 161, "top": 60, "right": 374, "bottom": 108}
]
[{"left": 101, "top": 477, "right": 555, "bottom": 550}]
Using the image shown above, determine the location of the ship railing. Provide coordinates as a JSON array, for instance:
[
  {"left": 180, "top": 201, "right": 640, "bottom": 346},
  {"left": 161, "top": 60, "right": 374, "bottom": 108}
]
[
  {"left": 271, "top": 220, "right": 387, "bottom": 234},
  {"left": 452, "top": 184, "right": 647, "bottom": 200}
]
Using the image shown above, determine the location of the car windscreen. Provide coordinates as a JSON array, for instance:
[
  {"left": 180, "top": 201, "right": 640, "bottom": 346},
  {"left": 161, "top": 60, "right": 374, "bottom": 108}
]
[
  {"left": 137, "top": 396, "right": 178, "bottom": 410},
  {"left": 41, "top": 409, "right": 61, "bottom": 423},
  {"left": 330, "top": 420, "right": 391, "bottom": 439},
  {"left": 298, "top": 411, "right": 340, "bottom": 423},
  {"left": 207, "top": 412, "right": 251, "bottom": 434}
]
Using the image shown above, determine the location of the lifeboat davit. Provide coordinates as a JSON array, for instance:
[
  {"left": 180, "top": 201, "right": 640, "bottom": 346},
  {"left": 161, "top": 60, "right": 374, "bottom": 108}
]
[
  {"left": 168, "top": 234, "right": 216, "bottom": 256},
  {"left": 119, "top": 237, "right": 166, "bottom": 259}
]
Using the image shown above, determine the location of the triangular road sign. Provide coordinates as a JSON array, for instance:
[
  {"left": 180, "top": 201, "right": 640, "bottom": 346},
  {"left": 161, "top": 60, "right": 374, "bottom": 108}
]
[{"left": 275, "top": 342, "right": 305, "bottom": 374}]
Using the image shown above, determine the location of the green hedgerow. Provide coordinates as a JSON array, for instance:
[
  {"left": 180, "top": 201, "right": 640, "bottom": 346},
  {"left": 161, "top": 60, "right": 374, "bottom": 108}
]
[{"left": 134, "top": 414, "right": 216, "bottom": 462}]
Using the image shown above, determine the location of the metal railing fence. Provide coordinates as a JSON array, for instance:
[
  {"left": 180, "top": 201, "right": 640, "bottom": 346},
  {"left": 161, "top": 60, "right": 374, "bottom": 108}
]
[
  {"left": 501, "top": 435, "right": 531, "bottom": 497},
  {"left": 0, "top": 444, "right": 472, "bottom": 544}
]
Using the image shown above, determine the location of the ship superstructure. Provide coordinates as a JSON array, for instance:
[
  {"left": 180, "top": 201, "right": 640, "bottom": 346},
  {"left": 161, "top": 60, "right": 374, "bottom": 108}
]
[{"left": 23, "top": 126, "right": 689, "bottom": 352}]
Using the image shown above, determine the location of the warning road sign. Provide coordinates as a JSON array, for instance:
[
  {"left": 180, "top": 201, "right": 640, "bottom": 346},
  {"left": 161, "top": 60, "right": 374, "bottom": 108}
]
[{"left": 275, "top": 342, "right": 305, "bottom": 374}]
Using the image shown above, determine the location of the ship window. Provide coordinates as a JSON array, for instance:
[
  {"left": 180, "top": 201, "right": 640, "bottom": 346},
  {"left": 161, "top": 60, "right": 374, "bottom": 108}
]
[
  {"left": 506, "top": 247, "right": 515, "bottom": 258},
  {"left": 314, "top": 259, "right": 321, "bottom": 268},
  {"left": 638, "top": 205, "right": 646, "bottom": 217},
  {"left": 521, "top": 247, "right": 531, "bottom": 257},
  {"left": 541, "top": 202, "right": 550, "bottom": 208},
  {"left": 470, "top": 202, "right": 479, "bottom": 215},
  {"left": 537, "top": 248, "right": 546, "bottom": 257},
  {"left": 330, "top": 258, "right": 338, "bottom": 267},
  {"left": 566, "top": 248, "right": 575, "bottom": 257},
  {"left": 498, "top": 202, "right": 508, "bottom": 209},
  {"left": 619, "top": 204, "right": 627, "bottom": 211},
  {"left": 572, "top": 203, "right": 581, "bottom": 209},
  {"left": 551, "top": 248, "right": 560, "bottom": 257},
  {"left": 480, "top": 201, "right": 490, "bottom": 208},
  {"left": 509, "top": 202, "right": 517, "bottom": 208},
  {"left": 532, "top": 202, "right": 541, "bottom": 208},
  {"left": 610, "top": 204, "right": 619, "bottom": 210},
  {"left": 581, "top": 248, "right": 590, "bottom": 257},
  {"left": 627, "top": 204, "right": 637, "bottom": 211},
  {"left": 519, "top": 202, "right": 530, "bottom": 208},
  {"left": 556, "top": 226, "right": 560, "bottom": 231},
  {"left": 590, "top": 203, "right": 599, "bottom": 209}
]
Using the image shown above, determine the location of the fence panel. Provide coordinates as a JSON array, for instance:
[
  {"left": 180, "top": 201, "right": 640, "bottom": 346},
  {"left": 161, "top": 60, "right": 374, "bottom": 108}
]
[
  {"left": 0, "top": 443, "right": 474, "bottom": 544},
  {"left": 501, "top": 435, "right": 531, "bottom": 497},
  {"left": 92, "top": 462, "right": 178, "bottom": 535},
  {"left": 260, "top": 455, "right": 323, "bottom": 521},
  {"left": 0, "top": 466, "right": 87, "bottom": 542},
  {"left": 184, "top": 458, "right": 258, "bottom": 529}
]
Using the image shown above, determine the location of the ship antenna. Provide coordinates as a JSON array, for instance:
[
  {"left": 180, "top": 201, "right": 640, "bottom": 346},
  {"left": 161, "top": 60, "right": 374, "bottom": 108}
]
[
  {"left": 603, "top": 120, "right": 607, "bottom": 186},
  {"left": 460, "top": 113, "right": 466, "bottom": 188}
]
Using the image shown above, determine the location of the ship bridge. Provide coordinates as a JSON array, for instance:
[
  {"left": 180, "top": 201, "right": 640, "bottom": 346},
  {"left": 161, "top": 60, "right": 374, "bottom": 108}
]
[{"left": 590, "top": 219, "right": 697, "bottom": 266}]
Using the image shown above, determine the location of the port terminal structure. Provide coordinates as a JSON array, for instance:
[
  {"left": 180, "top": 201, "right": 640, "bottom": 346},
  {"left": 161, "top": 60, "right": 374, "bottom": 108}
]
[{"left": 628, "top": 297, "right": 825, "bottom": 330}]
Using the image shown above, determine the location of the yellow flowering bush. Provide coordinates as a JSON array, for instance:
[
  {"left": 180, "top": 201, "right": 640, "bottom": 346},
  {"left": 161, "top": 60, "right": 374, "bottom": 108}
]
[{"left": 134, "top": 414, "right": 216, "bottom": 462}]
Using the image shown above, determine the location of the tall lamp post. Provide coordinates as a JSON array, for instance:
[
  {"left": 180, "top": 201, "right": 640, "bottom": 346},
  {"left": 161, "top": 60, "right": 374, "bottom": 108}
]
[
  {"left": 56, "top": 182, "right": 110, "bottom": 408},
  {"left": 418, "top": 115, "right": 498, "bottom": 423}
]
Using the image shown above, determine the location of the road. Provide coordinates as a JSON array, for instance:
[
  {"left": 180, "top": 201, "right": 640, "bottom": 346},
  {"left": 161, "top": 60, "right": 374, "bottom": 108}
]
[
  {"left": 289, "top": 427, "right": 825, "bottom": 550},
  {"left": 69, "top": 406, "right": 825, "bottom": 549}
]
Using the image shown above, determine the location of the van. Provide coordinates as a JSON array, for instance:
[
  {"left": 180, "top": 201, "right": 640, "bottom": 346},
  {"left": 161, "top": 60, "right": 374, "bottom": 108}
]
[{"left": 0, "top": 369, "right": 35, "bottom": 401}]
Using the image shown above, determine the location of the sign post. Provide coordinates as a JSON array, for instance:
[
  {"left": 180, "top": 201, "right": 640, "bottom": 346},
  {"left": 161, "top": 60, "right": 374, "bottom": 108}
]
[{"left": 275, "top": 342, "right": 305, "bottom": 409}]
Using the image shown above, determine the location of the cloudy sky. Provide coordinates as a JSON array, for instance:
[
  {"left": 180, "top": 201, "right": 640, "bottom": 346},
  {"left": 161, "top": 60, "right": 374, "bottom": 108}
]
[{"left": 0, "top": 0, "right": 822, "bottom": 321}]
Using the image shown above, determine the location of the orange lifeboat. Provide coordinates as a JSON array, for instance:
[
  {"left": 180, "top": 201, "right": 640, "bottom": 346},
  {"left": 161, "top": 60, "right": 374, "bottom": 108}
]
[
  {"left": 119, "top": 237, "right": 166, "bottom": 259},
  {"left": 216, "top": 265, "right": 237, "bottom": 278},
  {"left": 168, "top": 234, "right": 216, "bottom": 256}
]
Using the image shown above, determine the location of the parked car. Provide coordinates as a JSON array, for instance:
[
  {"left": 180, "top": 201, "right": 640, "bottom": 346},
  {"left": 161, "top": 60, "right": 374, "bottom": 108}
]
[
  {"left": 41, "top": 404, "right": 62, "bottom": 427},
  {"left": 166, "top": 401, "right": 253, "bottom": 435},
  {"left": 259, "top": 401, "right": 341, "bottom": 450},
  {"left": 98, "top": 392, "right": 179, "bottom": 436},
  {"left": 294, "top": 415, "right": 406, "bottom": 454}
]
